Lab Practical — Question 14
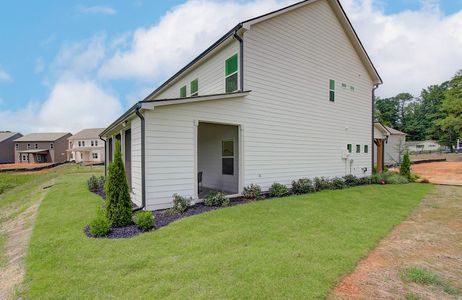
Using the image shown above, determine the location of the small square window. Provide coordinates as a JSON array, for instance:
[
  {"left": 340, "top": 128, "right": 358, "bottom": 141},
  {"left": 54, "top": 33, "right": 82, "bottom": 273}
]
[
  {"left": 180, "top": 85, "right": 187, "bottom": 98},
  {"left": 91, "top": 141, "right": 94, "bottom": 147},
  {"left": 50, "top": 143, "right": 54, "bottom": 149},
  {"left": 356, "top": 145, "right": 361, "bottom": 153},
  {"left": 342, "top": 83, "right": 347, "bottom": 88},
  {"left": 225, "top": 73, "right": 238, "bottom": 93},
  {"left": 34, "top": 143, "right": 38, "bottom": 149},
  {"left": 364, "top": 145, "right": 369, "bottom": 153},
  {"left": 222, "top": 158, "right": 234, "bottom": 175},
  {"left": 82, "top": 141, "right": 85, "bottom": 147},
  {"left": 92, "top": 153, "right": 98, "bottom": 159},
  {"left": 95, "top": 140, "right": 98, "bottom": 146},
  {"left": 347, "top": 144, "right": 352, "bottom": 153},
  {"left": 15, "top": 144, "right": 18, "bottom": 150},
  {"left": 27, "top": 144, "right": 31, "bottom": 149},
  {"left": 350, "top": 86, "right": 355, "bottom": 91}
]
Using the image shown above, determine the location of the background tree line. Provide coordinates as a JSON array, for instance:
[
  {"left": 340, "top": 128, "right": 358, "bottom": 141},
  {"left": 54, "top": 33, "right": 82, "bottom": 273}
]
[{"left": 375, "top": 70, "right": 462, "bottom": 151}]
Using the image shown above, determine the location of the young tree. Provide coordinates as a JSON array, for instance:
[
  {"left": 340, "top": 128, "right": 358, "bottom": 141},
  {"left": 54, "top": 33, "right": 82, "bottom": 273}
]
[
  {"left": 400, "top": 152, "right": 411, "bottom": 180},
  {"left": 104, "top": 140, "right": 132, "bottom": 227}
]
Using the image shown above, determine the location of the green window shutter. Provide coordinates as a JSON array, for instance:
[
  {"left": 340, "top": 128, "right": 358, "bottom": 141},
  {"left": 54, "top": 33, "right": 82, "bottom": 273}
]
[
  {"left": 225, "top": 54, "right": 238, "bottom": 76},
  {"left": 190, "top": 79, "right": 198, "bottom": 96},
  {"left": 180, "top": 86, "right": 186, "bottom": 98},
  {"left": 329, "top": 79, "right": 335, "bottom": 90},
  {"left": 364, "top": 145, "right": 369, "bottom": 153},
  {"left": 347, "top": 144, "right": 352, "bottom": 153}
]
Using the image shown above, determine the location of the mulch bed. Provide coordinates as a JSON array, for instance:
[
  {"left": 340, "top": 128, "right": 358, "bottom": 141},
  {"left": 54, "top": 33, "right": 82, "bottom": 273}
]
[{"left": 85, "top": 190, "right": 257, "bottom": 239}]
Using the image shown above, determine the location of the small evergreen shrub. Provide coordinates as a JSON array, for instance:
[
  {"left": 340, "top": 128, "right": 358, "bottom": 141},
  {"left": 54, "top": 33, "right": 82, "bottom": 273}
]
[
  {"left": 313, "top": 177, "right": 331, "bottom": 191},
  {"left": 343, "top": 174, "right": 359, "bottom": 187},
  {"left": 133, "top": 211, "right": 154, "bottom": 231},
  {"left": 89, "top": 208, "right": 111, "bottom": 237},
  {"left": 242, "top": 184, "right": 262, "bottom": 200},
  {"left": 87, "top": 175, "right": 99, "bottom": 191},
  {"left": 269, "top": 183, "right": 290, "bottom": 197},
  {"left": 172, "top": 193, "right": 191, "bottom": 212},
  {"left": 105, "top": 140, "right": 132, "bottom": 227},
  {"left": 204, "top": 191, "right": 230, "bottom": 207},
  {"left": 98, "top": 176, "right": 105, "bottom": 189},
  {"left": 400, "top": 152, "right": 412, "bottom": 180},
  {"left": 385, "top": 173, "right": 409, "bottom": 184},
  {"left": 331, "top": 177, "right": 346, "bottom": 189},
  {"left": 291, "top": 178, "right": 314, "bottom": 194},
  {"left": 357, "top": 176, "right": 371, "bottom": 185}
]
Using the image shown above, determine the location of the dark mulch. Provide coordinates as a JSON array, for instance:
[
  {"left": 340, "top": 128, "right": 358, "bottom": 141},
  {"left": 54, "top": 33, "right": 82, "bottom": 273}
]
[{"left": 85, "top": 194, "right": 256, "bottom": 239}]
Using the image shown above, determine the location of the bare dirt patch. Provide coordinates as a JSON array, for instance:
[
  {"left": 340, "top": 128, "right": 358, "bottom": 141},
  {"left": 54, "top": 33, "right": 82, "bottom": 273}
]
[
  {"left": 412, "top": 162, "right": 462, "bottom": 186},
  {"left": 0, "top": 163, "right": 54, "bottom": 171},
  {"left": 0, "top": 180, "right": 53, "bottom": 300},
  {"left": 329, "top": 185, "right": 462, "bottom": 300}
]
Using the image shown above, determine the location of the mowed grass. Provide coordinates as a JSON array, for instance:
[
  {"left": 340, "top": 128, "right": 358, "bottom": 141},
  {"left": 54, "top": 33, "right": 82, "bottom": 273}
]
[
  {"left": 0, "top": 172, "right": 41, "bottom": 195},
  {"left": 24, "top": 173, "right": 432, "bottom": 299}
]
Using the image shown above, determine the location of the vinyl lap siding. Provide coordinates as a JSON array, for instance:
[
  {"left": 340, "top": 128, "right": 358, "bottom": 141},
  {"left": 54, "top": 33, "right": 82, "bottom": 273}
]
[
  {"left": 153, "top": 42, "right": 239, "bottom": 100},
  {"left": 143, "top": 0, "right": 374, "bottom": 209},
  {"left": 130, "top": 118, "right": 142, "bottom": 207}
]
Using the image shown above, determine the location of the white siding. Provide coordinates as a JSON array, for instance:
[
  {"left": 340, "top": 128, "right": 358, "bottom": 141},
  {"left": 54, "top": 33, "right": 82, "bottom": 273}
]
[
  {"left": 140, "top": 0, "right": 374, "bottom": 210},
  {"left": 384, "top": 135, "right": 406, "bottom": 165},
  {"left": 153, "top": 42, "right": 239, "bottom": 100}
]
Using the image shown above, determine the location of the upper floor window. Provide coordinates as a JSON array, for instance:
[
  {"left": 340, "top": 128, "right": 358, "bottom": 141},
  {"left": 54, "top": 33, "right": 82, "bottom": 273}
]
[
  {"left": 82, "top": 141, "right": 85, "bottom": 147},
  {"left": 225, "top": 54, "right": 238, "bottom": 93},
  {"left": 180, "top": 85, "right": 187, "bottom": 98},
  {"left": 34, "top": 143, "right": 39, "bottom": 149},
  {"left": 356, "top": 144, "right": 361, "bottom": 153},
  {"left": 347, "top": 144, "right": 352, "bottom": 153},
  {"left": 27, "top": 143, "right": 31, "bottom": 149},
  {"left": 190, "top": 79, "right": 198, "bottom": 97},
  {"left": 78, "top": 141, "right": 81, "bottom": 147},
  {"left": 329, "top": 79, "right": 335, "bottom": 102},
  {"left": 364, "top": 145, "right": 369, "bottom": 153},
  {"left": 95, "top": 140, "right": 98, "bottom": 147},
  {"left": 15, "top": 144, "right": 18, "bottom": 150},
  {"left": 91, "top": 141, "right": 94, "bottom": 147},
  {"left": 50, "top": 143, "right": 54, "bottom": 149}
]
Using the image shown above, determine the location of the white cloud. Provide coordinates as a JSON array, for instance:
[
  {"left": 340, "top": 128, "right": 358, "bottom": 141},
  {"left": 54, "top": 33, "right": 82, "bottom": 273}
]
[
  {"left": 0, "top": 68, "right": 11, "bottom": 81},
  {"left": 341, "top": 0, "right": 462, "bottom": 97},
  {"left": 35, "top": 57, "right": 45, "bottom": 74},
  {"left": 77, "top": 5, "right": 116, "bottom": 15},
  {"left": 98, "top": 0, "right": 295, "bottom": 81}
]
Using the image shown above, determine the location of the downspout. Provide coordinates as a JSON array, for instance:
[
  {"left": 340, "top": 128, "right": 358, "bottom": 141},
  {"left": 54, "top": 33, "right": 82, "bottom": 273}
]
[
  {"left": 371, "top": 84, "right": 379, "bottom": 173},
  {"left": 234, "top": 32, "right": 244, "bottom": 91},
  {"left": 133, "top": 103, "right": 146, "bottom": 212},
  {"left": 100, "top": 136, "right": 107, "bottom": 177}
]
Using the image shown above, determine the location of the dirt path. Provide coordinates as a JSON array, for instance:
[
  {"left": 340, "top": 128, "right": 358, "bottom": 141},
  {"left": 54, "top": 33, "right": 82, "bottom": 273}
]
[
  {"left": 329, "top": 185, "right": 462, "bottom": 300},
  {"left": 0, "top": 180, "right": 53, "bottom": 300},
  {"left": 412, "top": 162, "right": 462, "bottom": 186}
]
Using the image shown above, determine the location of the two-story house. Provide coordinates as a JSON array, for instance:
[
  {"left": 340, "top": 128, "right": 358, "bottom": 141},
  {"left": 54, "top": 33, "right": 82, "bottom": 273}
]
[
  {"left": 14, "top": 133, "right": 71, "bottom": 164},
  {"left": 68, "top": 128, "right": 105, "bottom": 163},
  {"left": 0, "top": 131, "right": 23, "bottom": 163},
  {"left": 100, "top": 0, "right": 382, "bottom": 211}
]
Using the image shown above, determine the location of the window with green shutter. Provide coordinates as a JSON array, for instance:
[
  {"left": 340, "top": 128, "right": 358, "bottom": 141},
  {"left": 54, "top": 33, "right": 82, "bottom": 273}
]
[
  {"left": 364, "top": 145, "right": 369, "bottom": 153},
  {"left": 190, "top": 79, "right": 198, "bottom": 97},
  {"left": 356, "top": 144, "right": 361, "bottom": 153},
  {"left": 180, "top": 85, "right": 186, "bottom": 98},
  {"left": 347, "top": 144, "right": 352, "bottom": 153},
  {"left": 225, "top": 54, "right": 238, "bottom": 93},
  {"left": 329, "top": 79, "right": 335, "bottom": 102}
]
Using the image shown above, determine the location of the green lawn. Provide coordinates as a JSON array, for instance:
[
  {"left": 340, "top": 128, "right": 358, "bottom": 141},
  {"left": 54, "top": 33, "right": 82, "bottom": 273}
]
[{"left": 23, "top": 172, "right": 432, "bottom": 299}]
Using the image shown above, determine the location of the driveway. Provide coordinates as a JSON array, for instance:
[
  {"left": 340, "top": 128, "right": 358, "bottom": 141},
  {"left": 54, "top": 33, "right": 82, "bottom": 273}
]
[{"left": 412, "top": 162, "right": 462, "bottom": 186}]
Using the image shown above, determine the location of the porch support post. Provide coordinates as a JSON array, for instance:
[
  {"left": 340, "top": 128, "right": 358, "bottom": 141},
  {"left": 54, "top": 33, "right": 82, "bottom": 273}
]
[
  {"left": 239, "top": 124, "right": 244, "bottom": 194},
  {"left": 193, "top": 120, "right": 199, "bottom": 200}
]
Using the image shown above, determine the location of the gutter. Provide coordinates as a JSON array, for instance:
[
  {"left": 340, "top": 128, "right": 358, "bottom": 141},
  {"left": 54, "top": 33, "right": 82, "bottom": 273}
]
[
  {"left": 371, "top": 84, "right": 379, "bottom": 173},
  {"left": 100, "top": 136, "right": 107, "bottom": 177},
  {"left": 132, "top": 103, "right": 146, "bottom": 212}
]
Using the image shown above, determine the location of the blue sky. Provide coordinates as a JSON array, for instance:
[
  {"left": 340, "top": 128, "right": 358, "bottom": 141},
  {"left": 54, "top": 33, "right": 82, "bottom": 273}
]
[{"left": 0, "top": 0, "right": 461, "bottom": 133}]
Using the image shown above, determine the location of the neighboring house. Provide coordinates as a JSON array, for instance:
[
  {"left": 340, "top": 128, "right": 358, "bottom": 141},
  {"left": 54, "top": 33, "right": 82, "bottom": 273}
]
[
  {"left": 373, "top": 123, "right": 406, "bottom": 167},
  {"left": 68, "top": 128, "right": 105, "bottom": 163},
  {"left": 14, "top": 133, "right": 72, "bottom": 164},
  {"left": 406, "top": 140, "right": 442, "bottom": 154},
  {"left": 0, "top": 131, "right": 23, "bottom": 163},
  {"left": 100, "top": 0, "right": 382, "bottom": 210}
]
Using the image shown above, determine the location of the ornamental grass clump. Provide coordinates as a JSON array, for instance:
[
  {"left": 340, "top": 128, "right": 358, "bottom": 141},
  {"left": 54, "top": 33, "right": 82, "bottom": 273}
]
[{"left": 104, "top": 140, "right": 132, "bottom": 227}]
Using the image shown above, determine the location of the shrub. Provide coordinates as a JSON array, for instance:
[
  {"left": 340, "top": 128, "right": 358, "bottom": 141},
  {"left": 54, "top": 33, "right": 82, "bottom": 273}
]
[
  {"left": 204, "top": 191, "right": 230, "bottom": 207},
  {"left": 105, "top": 140, "right": 132, "bottom": 227},
  {"left": 269, "top": 183, "right": 290, "bottom": 197},
  {"left": 313, "top": 177, "right": 331, "bottom": 191},
  {"left": 98, "top": 176, "right": 105, "bottom": 189},
  {"left": 133, "top": 211, "right": 154, "bottom": 231},
  {"left": 242, "top": 184, "right": 262, "bottom": 200},
  {"left": 291, "top": 178, "right": 314, "bottom": 194},
  {"left": 357, "top": 176, "right": 371, "bottom": 185},
  {"left": 87, "top": 175, "right": 98, "bottom": 191},
  {"left": 385, "top": 173, "right": 409, "bottom": 184},
  {"left": 89, "top": 208, "right": 111, "bottom": 237},
  {"left": 343, "top": 174, "right": 359, "bottom": 187},
  {"left": 331, "top": 177, "right": 346, "bottom": 189},
  {"left": 421, "top": 178, "right": 430, "bottom": 183},
  {"left": 172, "top": 193, "right": 191, "bottom": 212},
  {"left": 400, "top": 152, "right": 412, "bottom": 180}
]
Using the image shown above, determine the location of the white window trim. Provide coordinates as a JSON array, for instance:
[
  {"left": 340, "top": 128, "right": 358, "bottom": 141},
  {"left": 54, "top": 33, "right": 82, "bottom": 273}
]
[
  {"left": 224, "top": 53, "right": 239, "bottom": 93},
  {"left": 222, "top": 139, "right": 235, "bottom": 176}
]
